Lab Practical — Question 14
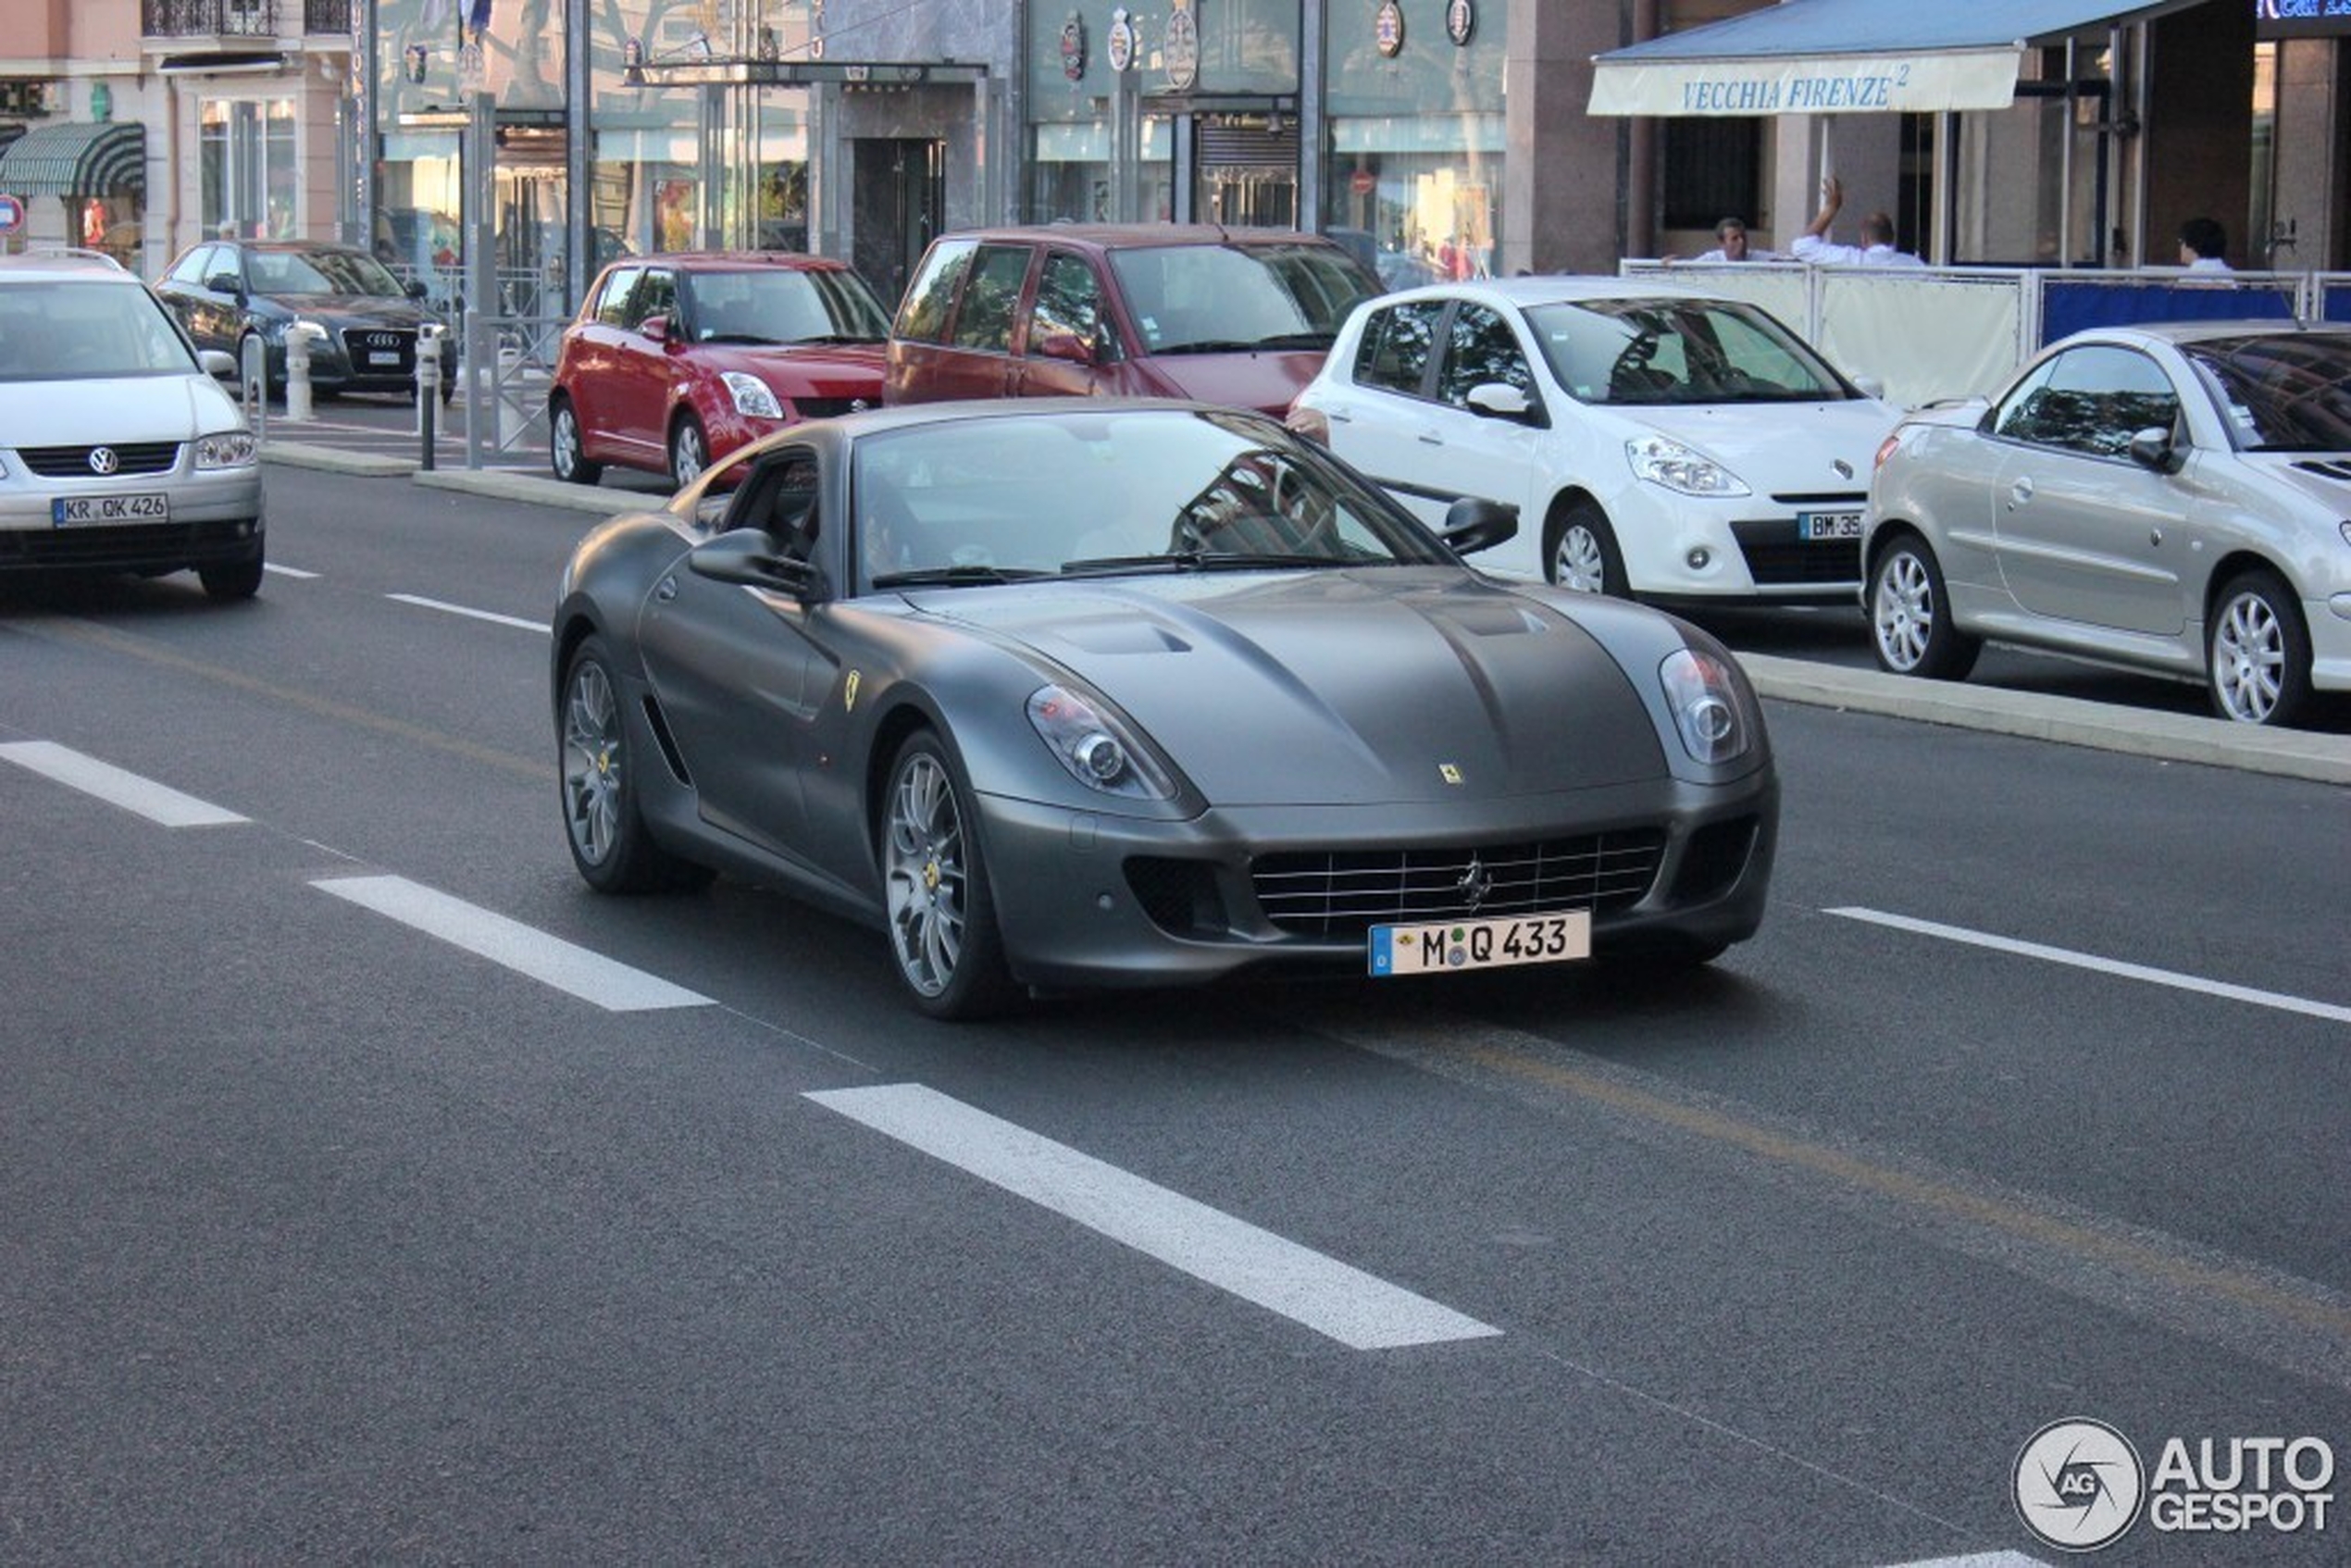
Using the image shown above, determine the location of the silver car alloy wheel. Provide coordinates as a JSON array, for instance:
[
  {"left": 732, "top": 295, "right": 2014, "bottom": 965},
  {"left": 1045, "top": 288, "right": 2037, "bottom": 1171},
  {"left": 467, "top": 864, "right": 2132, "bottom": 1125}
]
[
  {"left": 1555, "top": 524, "right": 1608, "bottom": 594},
  {"left": 672, "top": 421, "right": 706, "bottom": 488},
  {"left": 553, "top": 405, "right": 582, "bottom": 479},
  {"left": 2211, "top": 589, "right": 2285, "bottom": 723},
  {"left": 562, "top": 657, "right": 625, "bottom": 866},
  {"left": 884, "top": 752, "right": 968, "bottom": 997},
  {"left": 1873, "top": 550, "right": 1935, "bottom": 673}
]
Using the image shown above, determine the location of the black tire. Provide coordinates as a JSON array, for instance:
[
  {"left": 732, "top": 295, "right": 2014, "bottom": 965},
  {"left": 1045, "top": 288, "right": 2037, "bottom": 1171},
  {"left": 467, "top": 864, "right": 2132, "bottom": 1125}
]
[
  {"left": 669, "top": 413, "right": 709, "bottom": 490},
  {"left": 1546, "top": 498, "right": 1629, "bottom": 596},
  {"left": 1868, "top": 532, "right": 1981, "bottom": 681},
  {"left": 559, "top": 635, "right": 712, "bottom": 894},
  {"left": 197, "top": 545, "right": 265, "bottom": 602},
  {"left": 550, "top": 397, "right": 603, "bottom": 485},
  {"left": 878, "top": 730, "right": 1018, "bottom": 1021},
  {"left": 2206, "top": 567, "right": 2312, "bottom": 727}
]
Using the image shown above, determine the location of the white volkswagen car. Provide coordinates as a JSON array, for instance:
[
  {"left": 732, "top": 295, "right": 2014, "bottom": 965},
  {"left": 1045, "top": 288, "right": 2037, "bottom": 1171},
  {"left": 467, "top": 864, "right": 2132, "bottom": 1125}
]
[
  {"left": 1864, "top": 321, "right": 2351, "bottom": 727},
  {"left": 1288, "top": 277, "right": 1899, "bottom": 602},
  {"left": 0, "top": 251, "right": 264, "bottom": 599}
]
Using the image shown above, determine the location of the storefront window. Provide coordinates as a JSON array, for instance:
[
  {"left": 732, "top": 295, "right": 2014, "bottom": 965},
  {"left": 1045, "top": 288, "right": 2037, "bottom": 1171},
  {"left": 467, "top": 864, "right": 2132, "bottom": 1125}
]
[
  {"left": 201, "top": 98, "right": 298, "bottom": 240},
  {"left": 1323, "top": 8, "right": 1506, "bottom": 284}
]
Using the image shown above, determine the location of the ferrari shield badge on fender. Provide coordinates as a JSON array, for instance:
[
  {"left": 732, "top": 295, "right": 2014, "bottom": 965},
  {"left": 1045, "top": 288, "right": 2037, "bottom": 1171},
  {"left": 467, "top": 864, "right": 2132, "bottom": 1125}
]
[
  {"left": 1439, "top": 763, "right": 1463, "bottom": 785},
  {"left": 843, "top": 670, "right": 861, "bottom": 712}
]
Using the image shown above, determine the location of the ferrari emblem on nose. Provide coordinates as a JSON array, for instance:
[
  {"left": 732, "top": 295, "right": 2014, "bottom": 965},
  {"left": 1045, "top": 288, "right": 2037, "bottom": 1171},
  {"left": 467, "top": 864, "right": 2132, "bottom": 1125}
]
[{"left": 1439, "top": 763, "right": 1463, "bottom": 785}]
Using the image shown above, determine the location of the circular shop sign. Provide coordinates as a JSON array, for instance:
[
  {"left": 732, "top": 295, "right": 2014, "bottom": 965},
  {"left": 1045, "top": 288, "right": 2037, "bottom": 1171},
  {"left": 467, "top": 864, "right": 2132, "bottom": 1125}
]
[
  {"left": 1446, "top": 0, "right": 1475, "bottom": 46},
  {"left": 1165, "top": 0, "right": 1200, "bottom": 91},
  {"left": 1106, "top": 8, "right": 1135, "bottom": 73},
  {"left": 1375, "top": 0, "right": 1405, "bottom": 58}
]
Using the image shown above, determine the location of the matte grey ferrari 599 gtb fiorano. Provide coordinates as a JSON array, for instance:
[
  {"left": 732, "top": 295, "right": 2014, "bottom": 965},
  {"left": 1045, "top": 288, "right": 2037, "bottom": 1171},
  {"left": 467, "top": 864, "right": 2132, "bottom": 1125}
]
[{"left": 552, "top": 400, "right": 1778, "bottom": 1018}]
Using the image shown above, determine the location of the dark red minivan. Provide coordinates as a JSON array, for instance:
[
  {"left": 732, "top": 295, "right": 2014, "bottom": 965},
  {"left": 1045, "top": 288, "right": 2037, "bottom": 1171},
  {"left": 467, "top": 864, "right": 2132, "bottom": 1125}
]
[
  {"left": 883, "top": 225, "right": 1382, "bottom": 417},
  {"left": 550, "top": 252, "right": 889, "bottom": 488}
]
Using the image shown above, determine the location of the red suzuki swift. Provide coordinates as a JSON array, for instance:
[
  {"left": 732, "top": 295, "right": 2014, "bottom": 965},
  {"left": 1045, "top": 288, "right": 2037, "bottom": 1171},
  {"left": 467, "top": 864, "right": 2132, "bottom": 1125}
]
[{"left": 550, "top": 252, "right": 890, "bottom": 488}]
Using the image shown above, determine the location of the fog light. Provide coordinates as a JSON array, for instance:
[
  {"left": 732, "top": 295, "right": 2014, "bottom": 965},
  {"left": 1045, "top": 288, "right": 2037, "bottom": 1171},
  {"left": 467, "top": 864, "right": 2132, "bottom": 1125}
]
[{"left": 1686, "top": 545, "right": 1712, "bottom": 571}]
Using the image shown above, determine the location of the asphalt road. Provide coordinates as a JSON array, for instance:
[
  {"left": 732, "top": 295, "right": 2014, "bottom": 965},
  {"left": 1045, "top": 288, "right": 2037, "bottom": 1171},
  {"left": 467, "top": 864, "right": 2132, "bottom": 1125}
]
[{"left": 1, "top": 461, "right": 2345, "bottom": 1565}]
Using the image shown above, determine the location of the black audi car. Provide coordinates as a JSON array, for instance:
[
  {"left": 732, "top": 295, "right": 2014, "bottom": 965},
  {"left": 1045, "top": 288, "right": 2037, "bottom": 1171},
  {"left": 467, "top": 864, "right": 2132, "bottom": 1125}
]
[{"left": 155, "top": 239, "right": 456, "bottom": 404}]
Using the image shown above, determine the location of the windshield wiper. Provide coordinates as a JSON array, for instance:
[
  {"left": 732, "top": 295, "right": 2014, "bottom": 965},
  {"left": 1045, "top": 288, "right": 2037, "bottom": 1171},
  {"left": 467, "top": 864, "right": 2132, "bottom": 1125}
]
[
  {"left": 1249, "top": 331, "right": 1335, "bottom": 350},
  {"left": 870, "top": 565, "right": 1048, "bottom": 588},
  {"left": 1156, "top": 338, "right": 1258, "bottom": 355},
  {"left": 699, "top": 331, "right": 779, "bottom": 345},
  {"left": 1060, "top": 550, "right": 1344, "bottom": 576},
  {"left": 790, "top": 332, "right": 885, "bottom": 345}
]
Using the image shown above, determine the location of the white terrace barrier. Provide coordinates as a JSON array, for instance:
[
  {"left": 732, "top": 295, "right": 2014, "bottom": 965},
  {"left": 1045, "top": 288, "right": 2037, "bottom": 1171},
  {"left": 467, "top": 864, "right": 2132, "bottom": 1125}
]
[{"left": 1620, "top": 261, "right": 2351, "bottom": 409}]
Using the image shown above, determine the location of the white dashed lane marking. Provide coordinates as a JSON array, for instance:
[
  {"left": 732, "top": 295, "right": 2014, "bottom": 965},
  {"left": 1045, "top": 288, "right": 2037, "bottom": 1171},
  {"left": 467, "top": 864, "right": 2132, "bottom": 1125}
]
[
  {"left": 387, "top": 593, "right": 550, "bottom": 634},
  {"left": 0, "top": 740, "right": 248, "bottom": 828},
  {"left": 806, "top": 1082, "right": 1502, "bottom": 1351},
  {"left": 1830, "top": 907, "right": 2351, "bottom": 1026},
  {"left": 313, "top": 874, "right": 710, "bottom": 1012}
]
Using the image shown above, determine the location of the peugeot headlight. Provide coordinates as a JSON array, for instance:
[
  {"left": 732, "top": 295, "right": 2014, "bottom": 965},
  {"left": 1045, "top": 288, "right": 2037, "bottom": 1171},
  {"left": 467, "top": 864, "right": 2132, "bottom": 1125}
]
[
  {"left": 193, "top": 430, "right": 258, "bottom": 469},
  {"left": 1026, "top": 684, "right": 1176, "bottom": 801},
  {"left": 1627, "top": 434, "right": 1749, "bottom": 497},
  {"left": 721, "top": 370, "right": 783, "bottom": 419},
  {"left": 1659, "top": 647, "right": 1752, "bottom": 765}
]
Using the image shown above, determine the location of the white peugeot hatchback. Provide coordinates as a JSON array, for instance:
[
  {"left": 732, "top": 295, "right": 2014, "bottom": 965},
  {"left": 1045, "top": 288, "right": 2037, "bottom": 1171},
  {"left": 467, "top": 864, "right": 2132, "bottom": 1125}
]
[
  {"left": 1289, "top": 277, "right": 1899, "bottom": 603},
  {"left": 0, "top": 251, "right": 264, "bottom": 599}
]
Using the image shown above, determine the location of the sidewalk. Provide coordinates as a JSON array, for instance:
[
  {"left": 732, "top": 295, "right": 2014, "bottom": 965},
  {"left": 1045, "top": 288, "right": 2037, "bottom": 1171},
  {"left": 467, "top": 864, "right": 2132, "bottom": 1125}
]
[{"left": 259, "top": 441, "right": 2351, "bottom": 788}]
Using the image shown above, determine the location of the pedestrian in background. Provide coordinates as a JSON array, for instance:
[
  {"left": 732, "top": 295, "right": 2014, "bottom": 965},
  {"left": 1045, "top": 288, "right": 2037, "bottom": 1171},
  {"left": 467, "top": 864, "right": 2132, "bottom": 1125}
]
[
  {"left": 2179, "top": 217, "right": 2233, "bottom": 271},
  {"left": 1789, "top": 177, "right": 1925, "bottom": 268},
  {"left": 1669, "top": 216, "right": 1782, "bottom": 264}
]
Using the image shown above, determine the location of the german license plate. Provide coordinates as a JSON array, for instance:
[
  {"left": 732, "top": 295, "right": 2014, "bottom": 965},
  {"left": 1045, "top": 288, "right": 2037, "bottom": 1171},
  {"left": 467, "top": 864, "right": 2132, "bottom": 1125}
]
[
  {"left": 1798, "top": 509, "right": 1862, "bottom": 541},
  {"left": 53, "top": 493, "right": 168, "bottom": 526},
  {"left": 367, "top": 351, "right": 402, "bottom": 366},
  {"left": 1368, "top": 910, "right": 1591, "bottom": 977}
]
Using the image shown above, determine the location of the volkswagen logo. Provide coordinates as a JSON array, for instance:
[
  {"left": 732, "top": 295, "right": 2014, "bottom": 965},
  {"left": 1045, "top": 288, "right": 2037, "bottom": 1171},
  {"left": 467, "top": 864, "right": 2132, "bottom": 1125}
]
[
  {"left": 1454, "top": 856, "right": 1493, "bottom": 913},
  {"left": 87, "top": 446, "right": 118, "bottom": 476}
]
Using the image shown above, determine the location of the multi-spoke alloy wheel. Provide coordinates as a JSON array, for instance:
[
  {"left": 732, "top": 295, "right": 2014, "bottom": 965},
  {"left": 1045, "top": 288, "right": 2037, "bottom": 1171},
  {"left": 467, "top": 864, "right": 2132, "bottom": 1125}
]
[
  {"left": 879, "top": 734, "right": 1015, "bottom": 1019},
  {"left": 558, "top": 637, "right": 708, "bottom": 893},
  {"left": 1867, "top": 536, "right": 1979, "bottom": 681},
  {"left": 2207, "top": 570, "right": 2310, "bottom": 727}
]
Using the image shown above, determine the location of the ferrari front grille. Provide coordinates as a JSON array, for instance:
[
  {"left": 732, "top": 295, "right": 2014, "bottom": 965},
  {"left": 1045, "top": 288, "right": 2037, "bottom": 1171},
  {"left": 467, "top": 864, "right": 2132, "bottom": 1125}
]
[{"left": 1251, "top": 830, "right": 1666, "bottom": 940}]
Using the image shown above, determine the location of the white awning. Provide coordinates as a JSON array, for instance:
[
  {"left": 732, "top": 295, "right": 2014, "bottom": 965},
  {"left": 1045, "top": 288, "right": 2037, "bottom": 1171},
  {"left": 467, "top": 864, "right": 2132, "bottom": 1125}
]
[
  {"left": 1590, "top": 48, "right": 2024, "bottom": 118},
  {"left": 1589, "top": 0, "right": 2201, "bottom": 118}
]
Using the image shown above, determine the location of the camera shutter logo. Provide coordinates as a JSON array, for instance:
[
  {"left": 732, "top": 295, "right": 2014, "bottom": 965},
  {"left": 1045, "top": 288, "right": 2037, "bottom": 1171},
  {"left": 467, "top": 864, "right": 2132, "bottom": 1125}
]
[{"left": 2016, "top": 1419, "right": 2145, "bottom": 1551}]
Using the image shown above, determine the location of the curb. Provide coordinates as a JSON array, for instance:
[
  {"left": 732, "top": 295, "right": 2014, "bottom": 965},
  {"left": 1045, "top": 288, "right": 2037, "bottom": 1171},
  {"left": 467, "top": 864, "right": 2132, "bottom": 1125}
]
[{"left": 259, "top": 442, "right": 2350, "bottom": 788}]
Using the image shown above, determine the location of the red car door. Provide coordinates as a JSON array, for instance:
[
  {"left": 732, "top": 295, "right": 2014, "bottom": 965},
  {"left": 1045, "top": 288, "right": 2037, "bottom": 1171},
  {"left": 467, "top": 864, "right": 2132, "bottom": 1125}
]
[
  {"left": 609, "top": 267, "right": 680, "bottom": 466},
  {"left": 562, "top": 265, "right": 643, "bottom": 466}
]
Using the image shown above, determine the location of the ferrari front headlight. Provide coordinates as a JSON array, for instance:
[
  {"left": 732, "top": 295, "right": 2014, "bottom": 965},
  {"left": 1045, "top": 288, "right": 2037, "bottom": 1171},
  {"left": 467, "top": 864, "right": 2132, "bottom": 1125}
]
[
  {"left": 1659, "top": 646, "right": 1752, "bottom": 765},
  {"left": 1026, "top": 684, "right": 1176, "bottom": 801},
  {"left": 722, "top": 371, "right": 783, "bottom": 419},
  {"left": 1627, "top": 434, "right": 1749, "bottom": 497}
]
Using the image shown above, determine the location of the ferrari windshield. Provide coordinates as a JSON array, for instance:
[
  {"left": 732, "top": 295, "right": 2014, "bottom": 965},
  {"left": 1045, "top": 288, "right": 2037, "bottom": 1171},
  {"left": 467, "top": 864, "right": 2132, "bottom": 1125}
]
[
  {"left": 1107, "top": 244, "right": 1378, "bottom": 355},
  {"left": 853, "top": 408, "right": 1449, "bottom": 591},
  {"left": 1527, "top": 296, "right": 1852, "bottom": 406},
  {"left": 2183, "top": 333, "right": 2351, "bottom": 452},
  {"left": 680, "top": 267, "right": 891, "bottom": 345}
]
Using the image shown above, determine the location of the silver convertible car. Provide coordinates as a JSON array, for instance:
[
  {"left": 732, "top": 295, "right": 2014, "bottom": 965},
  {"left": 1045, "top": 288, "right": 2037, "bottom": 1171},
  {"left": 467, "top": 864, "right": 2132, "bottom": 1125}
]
[
  {"left": 553, "top": 401, "right": 1778, "bottom": 1017},
  {"left": 1864, "top": 321, "right": 2351, "bottom": 726}
]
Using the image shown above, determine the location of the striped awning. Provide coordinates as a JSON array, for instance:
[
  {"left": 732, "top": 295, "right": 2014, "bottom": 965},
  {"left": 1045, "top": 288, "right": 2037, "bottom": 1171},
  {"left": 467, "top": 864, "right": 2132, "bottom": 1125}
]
[{"left": 0, "top": 120, "right": 146, "bottom": 198}]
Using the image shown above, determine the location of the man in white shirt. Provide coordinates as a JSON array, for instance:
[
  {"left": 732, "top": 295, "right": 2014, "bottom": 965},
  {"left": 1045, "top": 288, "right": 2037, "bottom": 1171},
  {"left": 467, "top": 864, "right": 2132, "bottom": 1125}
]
[
  {"left": 1669, "top": 216, "right": 1784, "bottom": 264},
  {"left": 1788, "top": 177, "right": 1926, "bottom": 268},
  {"left": 2179, "top": 217, "right": 2233, "bottom": 271}
]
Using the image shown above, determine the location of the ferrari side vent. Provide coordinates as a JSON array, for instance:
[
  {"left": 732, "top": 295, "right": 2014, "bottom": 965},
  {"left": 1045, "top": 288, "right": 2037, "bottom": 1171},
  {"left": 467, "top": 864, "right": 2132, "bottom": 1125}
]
[
  {"left": 639, "top": 696, "right": 693, "bottom": 787},
  {"left": 1251, "top": 830, "right": 1665, "bottom": 940}
]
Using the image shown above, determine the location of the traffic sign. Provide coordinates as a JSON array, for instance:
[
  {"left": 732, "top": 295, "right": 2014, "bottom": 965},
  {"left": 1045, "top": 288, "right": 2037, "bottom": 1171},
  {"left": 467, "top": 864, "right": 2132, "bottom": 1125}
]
[{"left": 0, "top": 193, "right": 24, "bottom": 233}]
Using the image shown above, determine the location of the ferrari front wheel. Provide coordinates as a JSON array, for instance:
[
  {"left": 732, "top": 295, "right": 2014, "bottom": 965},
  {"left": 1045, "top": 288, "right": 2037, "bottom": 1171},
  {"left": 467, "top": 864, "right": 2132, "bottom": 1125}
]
[
  {"left": 880, "top": 731, "right": 1016, "bottom": 1020},
  {"left": 560, "top": 635, "right": 711, "bottom": 894}
]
